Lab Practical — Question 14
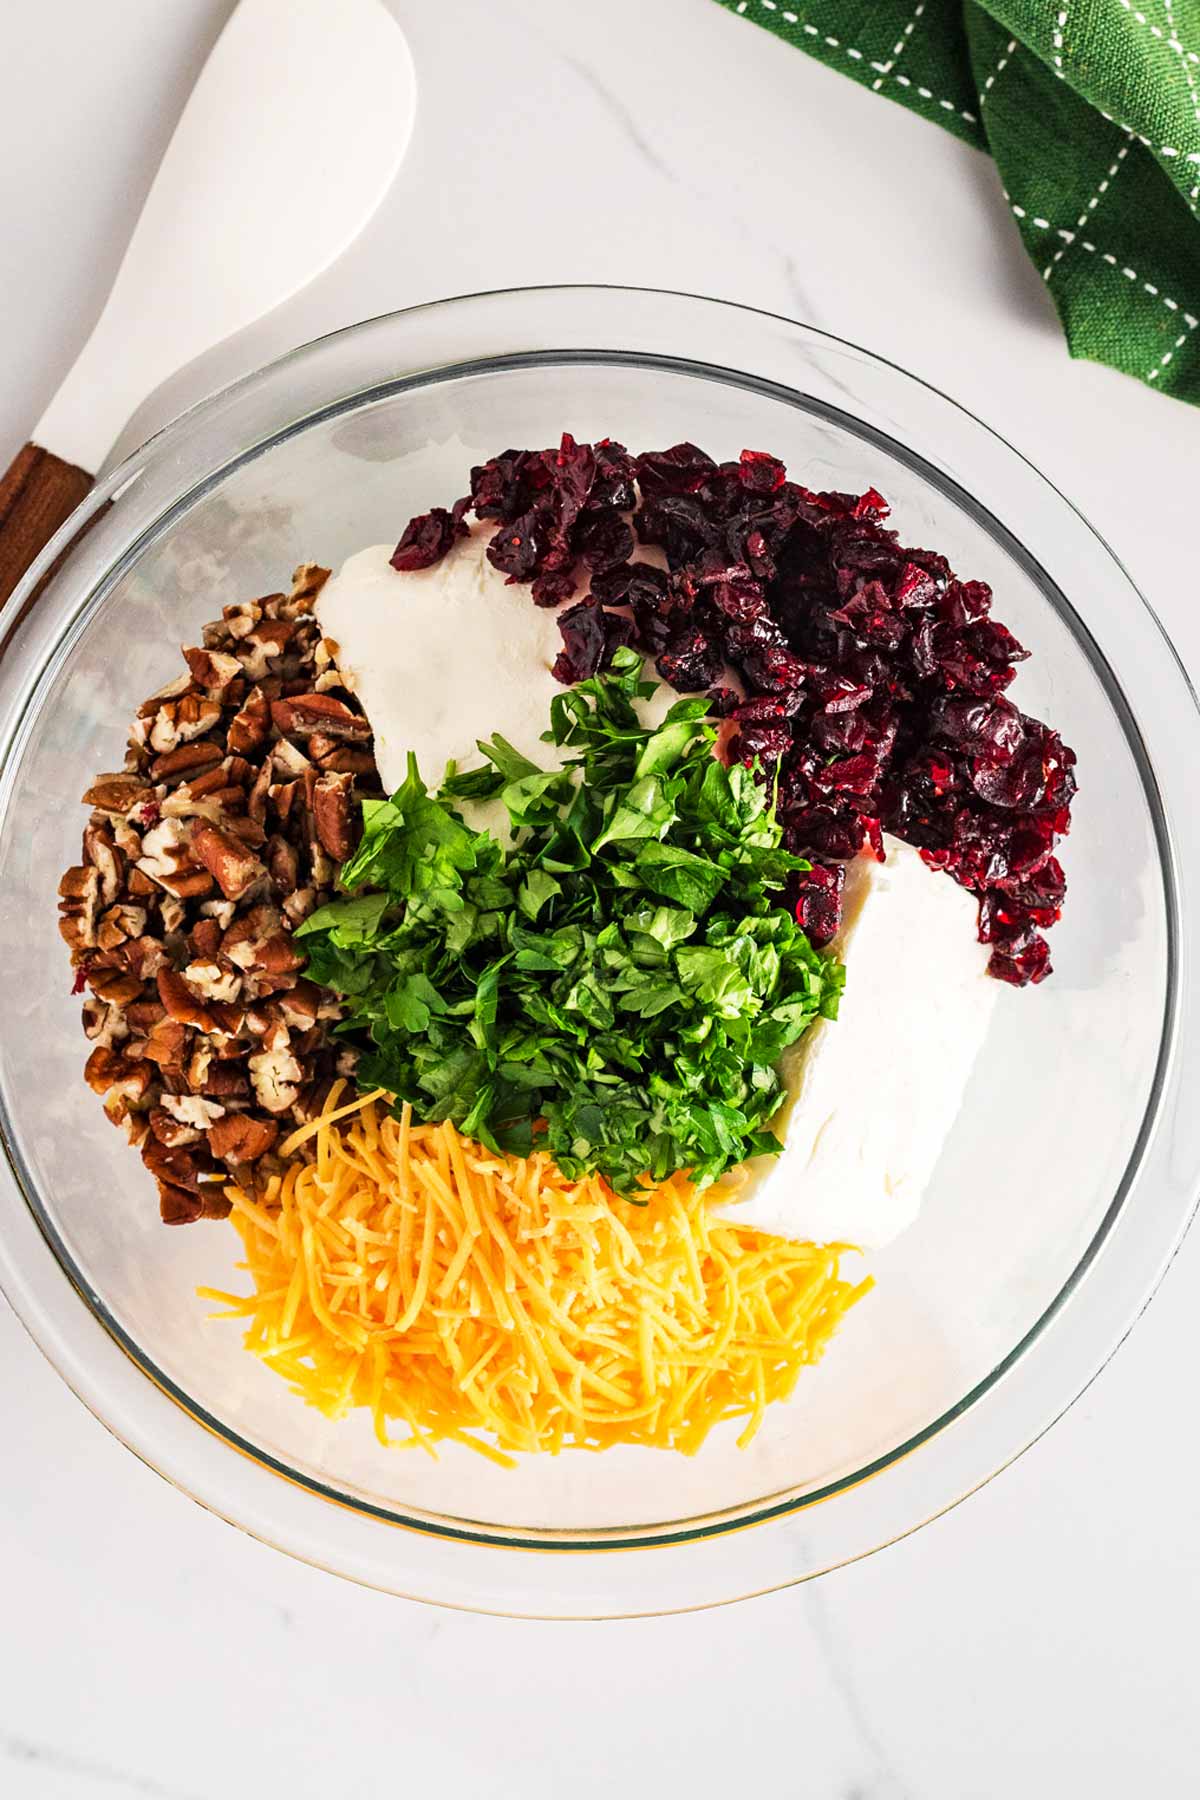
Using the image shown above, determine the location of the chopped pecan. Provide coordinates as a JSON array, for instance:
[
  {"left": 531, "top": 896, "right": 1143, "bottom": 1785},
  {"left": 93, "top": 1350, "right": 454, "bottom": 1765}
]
[
  {"left": 125, "top": 999, "right": 166, "bottom": 1033},
  {"left": 96, "top": 903, "right": 148, "bottom": 952},
  {"left": 159, "top": 865, "right": 215, "bottom": 900},
  {"left": 157, "top": 968, "right": 217, "bottom": 1032},
  {"left": 160, "top": 1092, "right": 226, "bottom": 1131},
  {"left": 283, "top": 886, "right": 317, "bottom": 927},
  {"left": 290, "top": 563, "right": 330, "bottom": 610},
  {"left": 278, "top": 979, "right": 323, "bottom": 1030},
  {"left": 82, "top": 997, "right": 129, "bottom": 1048},
  {"left": 227, "top": 689, "right": 271, "bottom": 753},
  {"left": 312, "top": 771, "right": 357, "bottom": 861},
  {"left": 115, "top": 936, "right": 168, "bottom": 981},
  {"left": 248, "top": 1040, "right": 303, "bottom": 1113},
  {"left": 137, "top": 818, "right": 192, "bottom": 886},
  {"left": 151, "top": 741, "right": 224, "bottom": 784},
  {"left": 271, "top": 693, "right": 371, "bottom": 741},
  {"left": 148, "top": 694, "right": 222, "bottom": 754},
  {"left": 144, "top": 1017, "right": 188, "bottom": 1071},
  {"left": 82, "top": 823, "right": 125, "bottom": 904},
  {"left": 180, "top": 763, "right": 233, "bottom": 801},
  {"left": 213, "top": 600, "right": 265, "bottom": 643},
  {"left": 207, "top": 1112, "right": 279, "bottom": 1162},
  {"left": 82, "top": 774, "right": 153, "bottom": 813},
  {"left": 256, "top": 931, "right": 304, "bottom": 977},
  {"left": 87, "top": 967, "right": 144, "bottom": 1007},
  {"left": 158, "top": 1181, "right": 203, "bottom": 1225},
  {"left": 189, "top": 917, "right": 222, "bottom": 959},
  {"left": 190, "top": 824, "right": 266, "bottom": 901},
  {"left": 58, "top": 865, "right": 101, "bottom": 952},
  {"left": 84, "top": 1045, "right": 124, "bottom": 1094},
  {"left": 182, "top": 958, "right": 242, "bottom": 1004},
  {"left": 137, "top": 672, "right": 193, "bottom": 717},
  {"left": 239, "top": 618, "right": 295, "bottom": 681},
  {"left": 312, "top": 742, "right": 378, "bottom": 777},
  {"left": 272, "top": 739, "right": 312, "bottom": 780},
  {"left": 183, "top": 645, "right": 242, "bottom": 691},
  {"left": 148, "top": 1107, "right": 201, "bottom": 1148},
  {"left": 221, "top": 905, "right": 279, "bottom": 968},
  {"left": 141, "top": 1135, "right": 206, "bottom": 1193},
  {"left": 265, "top": 836, "right": 300, "bottom": 893},
  {"left": 201, "top": 1059, "right": 250, "bottom": 1100}
]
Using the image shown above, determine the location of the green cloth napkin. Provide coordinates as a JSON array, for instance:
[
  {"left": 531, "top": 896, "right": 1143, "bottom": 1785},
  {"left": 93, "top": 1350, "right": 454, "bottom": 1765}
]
[{"left": 715, "top": 0, "right": 1200, "bottom": 405}]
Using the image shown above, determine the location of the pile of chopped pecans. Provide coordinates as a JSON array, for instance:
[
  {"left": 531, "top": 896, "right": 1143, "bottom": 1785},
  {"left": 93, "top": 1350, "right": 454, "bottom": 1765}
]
[{"left": 57, "top": 564, "right": 382, "bottom": 1224}]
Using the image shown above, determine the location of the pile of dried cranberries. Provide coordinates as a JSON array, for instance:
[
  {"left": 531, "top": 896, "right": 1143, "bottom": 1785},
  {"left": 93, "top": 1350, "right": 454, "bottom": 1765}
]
[{"left": 394, "top": 436, "right": 1076, "bottom": 985}]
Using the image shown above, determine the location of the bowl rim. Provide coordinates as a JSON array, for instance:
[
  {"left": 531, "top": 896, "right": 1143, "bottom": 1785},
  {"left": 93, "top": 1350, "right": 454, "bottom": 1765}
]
[{"left": 1, "top": 284, "right": 1197, "bottom": 1613}]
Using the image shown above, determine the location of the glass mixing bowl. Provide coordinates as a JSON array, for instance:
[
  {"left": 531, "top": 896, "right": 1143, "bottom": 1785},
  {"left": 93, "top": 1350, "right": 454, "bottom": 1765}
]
[{"left": 1, "top": 288, "right": 1198, "bottom": 1618}]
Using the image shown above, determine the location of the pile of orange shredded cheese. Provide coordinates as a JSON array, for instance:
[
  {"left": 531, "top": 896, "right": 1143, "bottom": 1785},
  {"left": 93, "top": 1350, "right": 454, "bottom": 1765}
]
[{"left": 201, "top": 1085, "right": 871, "bottom": 1466}]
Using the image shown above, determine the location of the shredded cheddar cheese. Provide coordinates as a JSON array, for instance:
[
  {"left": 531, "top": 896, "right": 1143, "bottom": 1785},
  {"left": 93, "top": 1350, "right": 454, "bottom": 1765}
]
[{"left": 201, "top": 1086, "right": 871, "bottom": 1466}]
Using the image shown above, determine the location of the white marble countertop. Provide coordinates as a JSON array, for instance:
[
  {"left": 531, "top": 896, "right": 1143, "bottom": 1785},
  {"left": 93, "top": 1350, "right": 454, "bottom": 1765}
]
[{"left": 4, "top": 2, "right": 1200, "bottom": 1794}]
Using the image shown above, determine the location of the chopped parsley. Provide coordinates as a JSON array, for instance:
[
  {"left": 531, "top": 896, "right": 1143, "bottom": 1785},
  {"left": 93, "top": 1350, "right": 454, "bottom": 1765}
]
[{"left": 297, "top": 650, "right": 844, "bottom": 1195}]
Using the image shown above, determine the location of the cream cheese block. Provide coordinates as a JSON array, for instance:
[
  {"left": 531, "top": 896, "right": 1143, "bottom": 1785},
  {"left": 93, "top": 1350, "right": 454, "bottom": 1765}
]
[{"left": 712, "top": 833, "right": 998, "bottom": 1249}]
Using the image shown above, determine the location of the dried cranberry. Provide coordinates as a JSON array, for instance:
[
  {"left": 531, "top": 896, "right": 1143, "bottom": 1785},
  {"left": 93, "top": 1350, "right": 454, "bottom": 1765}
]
[
  {"left": 706, "top": 685, "right": 742, "bottom": 717},
  {"left": 741, "top": 645, "right": 807, "bottom": 694},
  {"left": 636, "top": 494, "right": 718, "bottom": 565},
  {"left": 635, "top": 442, "right": 717, "bottom": 496},
  {"left": 577, "top": 512, "right": 635, "bottom": 573},
  {"left": 390, "top": 507, "right": 461, "bottom": 572},
  {"left": 543, "top": 432, "right": 596, "bottom": 530},
  {"left": 852, "top": 487, "right": 890, "bottom": 520},
  {"left": 789, "top": 862, "right": 845, "bottom": 946},
  {"left": 894, "top": 563, "right": 939, "bottom": 609},
  {"left": 552, "top": 603, "right": 634, "bottom": 684},
  {"left": 487, "top": 510, "right": 544, "bottom": 581},
  {"left": 808, "top": 753, "right": 880, "bottom": 798},
  {"left": 531, "top": 570, "right": 578, "bottom": 608},
  {"left": 724, "top": 616, "right": 785, "bottom": 659},
  {"left": 710, "top": 574, "right": 767, "bottom": 623},
  {"left": 656, "top": 627, "right": 723, "bottom": 692},
  {"left": 592, "top": 439, "right": 638, "bottom": 511},
  {"left": 470, "top": 450, "right": 530, "bottom": 522},
  {"left": 729, "top": 722, "right": 795, "bottom": 767},
  {"left": 738, "top": 449, "right": 788, "bottom": 494},
  {"left": 988, "top": 936, "right": 1052, "bottom": 986},
  {"left": 731, "top": 693, "right": 803, "bottom": 723}
]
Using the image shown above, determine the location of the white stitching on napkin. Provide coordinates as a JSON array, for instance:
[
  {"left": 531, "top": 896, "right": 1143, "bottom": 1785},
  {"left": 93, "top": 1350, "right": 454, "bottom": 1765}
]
[
  {"left": 980, "top": 37, "right": 1019, "bottom": 104},
  {"left": 1147, "top": 315, "right": 1199, "bottom": 381},
  {"left": 1118, "top": 0, "right": 1200, "bottom": 64},
  {"left": 1044, "top": 144, "right": 1131, "bottom": 280},
  {"left": 1053, "top": 7, "right": 1068, "bottom": 78},
  {"left": 1162, "top": 0, "right": 1200, "bottom": 123},
  {"left": 739, "top": 3, "right": 979, "bottom": 122},
  {"left": 873, "top": 1, "right": 926, "bottom": 92}
]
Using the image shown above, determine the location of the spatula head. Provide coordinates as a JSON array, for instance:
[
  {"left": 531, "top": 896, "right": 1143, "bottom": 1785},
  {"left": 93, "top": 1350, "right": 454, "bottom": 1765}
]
[{"left": 37, "top": 0, "right": 416, "bottom": 474}]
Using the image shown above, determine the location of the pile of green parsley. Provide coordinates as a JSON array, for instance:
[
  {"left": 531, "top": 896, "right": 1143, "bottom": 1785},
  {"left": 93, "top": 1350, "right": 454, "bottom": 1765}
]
[{"left": 297, "top": 651, "right": 844, "bottom": 1196}]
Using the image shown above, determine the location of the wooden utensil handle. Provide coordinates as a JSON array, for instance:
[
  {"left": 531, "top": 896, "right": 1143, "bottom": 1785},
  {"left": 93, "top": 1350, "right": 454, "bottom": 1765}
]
[{"left": 0, "top": 442, "right": 93, "bottom": 608}]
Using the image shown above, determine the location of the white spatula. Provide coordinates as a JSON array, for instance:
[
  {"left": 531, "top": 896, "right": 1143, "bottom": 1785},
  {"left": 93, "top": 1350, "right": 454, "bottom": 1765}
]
[{"left": 0, "top": 0, "right": 415, "bottom": 605}]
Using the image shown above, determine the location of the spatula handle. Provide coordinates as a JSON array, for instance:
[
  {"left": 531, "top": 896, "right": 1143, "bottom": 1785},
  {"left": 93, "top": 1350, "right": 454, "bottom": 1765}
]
[{"left": 0, "top": 442, "right": 93, "bottom": 608}]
